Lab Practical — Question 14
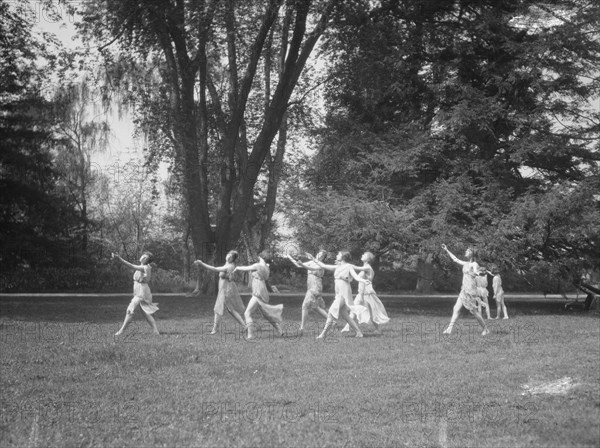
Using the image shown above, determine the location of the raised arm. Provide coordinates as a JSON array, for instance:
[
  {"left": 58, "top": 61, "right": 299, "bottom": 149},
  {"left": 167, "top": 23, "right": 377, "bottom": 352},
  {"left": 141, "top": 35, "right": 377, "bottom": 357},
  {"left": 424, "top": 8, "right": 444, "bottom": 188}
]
[
  {"left": 441, "top": 244, "right": 467, "bottom": 266},
  {"left": 193, "top": 259, "right": 229, "bottom": 273},
  {"left": 112, "top": 253, "right": 145, "bottom": 272}
]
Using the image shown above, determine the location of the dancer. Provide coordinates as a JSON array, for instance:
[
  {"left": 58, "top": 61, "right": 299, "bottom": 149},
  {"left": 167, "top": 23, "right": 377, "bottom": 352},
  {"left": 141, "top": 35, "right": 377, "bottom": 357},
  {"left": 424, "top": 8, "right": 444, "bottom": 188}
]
[
  {"left": 476, "top": 267, "right": 492, "bottom": 319},
  {"left": 234, "top": 250, "right": 284, "bottom": 339},
  {"left": 288, "top": 250, "right": 329, "bottom": 335},
  {"left": 441, "top": 244, "right": 489, "bottom": 336},
  {"left": 342, "top": 251, "right": 390, "bottom": 334},
  {"left": 487, "top": 266, "right": 508, "bottom": 319},
  {"left": 307, "top": 251, "right": 369, "bottom": 339},
  {"left": 193, "top": 251, "right": 246, "bottom": 334},
  {"left": 113, "top": 251, "right": 159, "bottom": 336}
]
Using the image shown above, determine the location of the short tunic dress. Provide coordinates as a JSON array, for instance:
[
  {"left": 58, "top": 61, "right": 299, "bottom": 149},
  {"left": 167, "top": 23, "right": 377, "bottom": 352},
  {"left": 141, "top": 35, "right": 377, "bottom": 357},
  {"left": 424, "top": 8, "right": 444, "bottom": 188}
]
[
  {"left": 493, "top": 275, "right": 504, "bottom": 302},
  {"left": 251, "top": 264, "right": 283, "bottom": 324},
  {"left": 328, "top": 264, "right": 367, "bottom": 320},
  {"left": 214, "top": 264, "right": 246, "bottom": 317},
  {"left": 355, "top": 269, "right": 390, "bottom": 325},
  {"left": 458, "top": 262, "right": 480, "bottom": 312},
  {"left": 129, "top": 266, "right": 159, "bottom": 315},
  {"left": 302, "top": 261, "right": 326, "bottom": 310}
]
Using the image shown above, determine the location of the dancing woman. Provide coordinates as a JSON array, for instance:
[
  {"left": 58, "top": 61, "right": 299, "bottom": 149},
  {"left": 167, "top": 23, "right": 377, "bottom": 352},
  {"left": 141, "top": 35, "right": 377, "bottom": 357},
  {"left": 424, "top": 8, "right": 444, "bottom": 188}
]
[
  {"left": 352, "top": 252, "right": 390, "bottom": 334},
  {"left": 193, "top": 250, "right": 246, "bottom": 334},
  {"left": 113, "top": 251, "right": 160, "bottom": 336},
  {"left": 234, "top": 250, "right": 283, "bottom": 339},
  {"left": 288, "top": 250, "right": 329, "bottom": 334},
  {"left": 307, "top": 251, "right": 369, "bottom": 339},
  {"left": 441, "top": 244, "right": 489, "bottom": 336},
  {"left": 475, "top": 268, "right": 492, "bottom": 319},
  {"left": 487, "top": 266, "right": 508, "bottom": 319}
]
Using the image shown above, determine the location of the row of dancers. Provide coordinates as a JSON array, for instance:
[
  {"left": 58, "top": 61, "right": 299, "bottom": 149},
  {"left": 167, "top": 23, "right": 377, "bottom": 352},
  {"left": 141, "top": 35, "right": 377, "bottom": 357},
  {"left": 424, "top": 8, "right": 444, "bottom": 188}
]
[{"left": 111, "top": 244, "right": 508, "bottom": 339}]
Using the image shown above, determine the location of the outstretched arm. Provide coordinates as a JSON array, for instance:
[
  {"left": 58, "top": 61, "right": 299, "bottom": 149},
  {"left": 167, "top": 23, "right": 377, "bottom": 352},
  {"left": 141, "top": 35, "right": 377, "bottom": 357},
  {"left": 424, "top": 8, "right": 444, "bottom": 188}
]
[
  {"left": 288, "top": 255, "right": 321, "bottom": 272},
  {"left": 234, "top": 263, "right": 261, "bottom": 272},
  {"left": 193, "top": 259, "right": 229, "bottom": 273},
  {"left": 112, "top": 253, "right": 145, "bottom": 272},
  {"left": 441, "top": 244, "right": 467, "bottom": 266},
  {"left": 305, "top": 253, "right": 336, "bottom": 271},
  {"left": 349, "top": 266, "right": 370, "bottom": 284}
]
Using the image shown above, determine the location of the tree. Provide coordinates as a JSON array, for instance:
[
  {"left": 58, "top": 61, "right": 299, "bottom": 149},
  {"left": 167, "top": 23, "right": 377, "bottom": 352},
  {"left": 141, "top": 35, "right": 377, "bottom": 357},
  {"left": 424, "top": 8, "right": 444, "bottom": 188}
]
[
  {"left": 0, "top": 0, "right": 80, "bottom": 269},
  {"left": 77, "top": 0, "right": 340, "bottom": 292},
  {"left": 288, "top": 0, "right": 600, "bottom": 291}
]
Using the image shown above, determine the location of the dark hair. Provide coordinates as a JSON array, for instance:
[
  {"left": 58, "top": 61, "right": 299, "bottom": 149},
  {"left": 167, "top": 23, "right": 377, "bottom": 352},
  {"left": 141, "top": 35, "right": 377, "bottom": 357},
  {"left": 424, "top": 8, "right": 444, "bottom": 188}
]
[
  {"left": 339, "top": 250, "right": 351, "bottom": 262},
  {"left": 227, "top": 250, "right": 239, "bottom": 263},
  {"left": 467, "top": 246, "right": 478, "bottom": 261},
  {"left": 259, "top": 249, "right": 273, "bottom": 263},
  {"left": 142, "top": 251, "right": 154, "bottom": 263}
]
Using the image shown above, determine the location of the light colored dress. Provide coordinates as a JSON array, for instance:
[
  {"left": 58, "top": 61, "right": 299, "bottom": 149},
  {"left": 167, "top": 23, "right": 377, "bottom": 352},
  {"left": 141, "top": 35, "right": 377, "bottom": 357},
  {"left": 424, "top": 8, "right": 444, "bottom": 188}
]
[
  {"left": 302, "top": 261, "right": 326, "bottom": 310},
  {"left": 214, "top": 264, "right": 246, "bottom": 316},
  {"left": 476, "top": 274, "right": 489, "bottom": 301},
  {"left": 493, "top": 275, "right": 504, "bottom": 302},
  {"left": 128, "top": 266, "right": 159, "bottom": 315},
  {"left": 458, "top": 262, "right": 479, "bottom": 312},
  {"left": 251, "top": 264, "right": 283, "bottom": 324},
  {"left": 328, "top": 264, "right": 367, "bottom": 320},
  {"left": 355, "top": 269, "right": 390, "bottom": 325}
]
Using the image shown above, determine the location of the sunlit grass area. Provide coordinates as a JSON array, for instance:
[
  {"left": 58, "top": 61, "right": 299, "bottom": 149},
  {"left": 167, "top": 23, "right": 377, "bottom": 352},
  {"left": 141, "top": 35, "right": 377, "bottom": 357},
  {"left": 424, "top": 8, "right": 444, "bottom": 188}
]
[{"left": 1, "top": 294, "right": 599, "bottom": 447}]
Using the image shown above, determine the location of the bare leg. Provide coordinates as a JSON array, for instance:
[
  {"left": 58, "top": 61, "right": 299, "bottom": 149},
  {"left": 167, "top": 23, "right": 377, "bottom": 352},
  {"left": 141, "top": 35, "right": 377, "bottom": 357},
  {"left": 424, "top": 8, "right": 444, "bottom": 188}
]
[
  {"left": 211, "top": 313, "right": 221, "bottom": 334},
  {"left": 444, "top": 298, "right": 463, "bottom": 334},
  {"left": 502, "top": 300, "right": 509, "bottom": 319},
  {"left": 340, "top": 307, "right": 363, "bottom": 337},
  {"left": 141, "top": 310, "right": 160, "bottom": 335},
  {"left": 494, "top": 301, "right": 501, "bottom": 319},
  {"left": 115, "top": 311, "right": 133, "bottom": 336},
  {"left": 300, "top": 307, "right": 309, "bottom": 332},
  {"left": 482, "top": 297, "right": 491, "bottom": 319},
  {"left": 472, "top": 309, "right": 489, "bottom": 335},
  {"left": 341, "top": 311, "right": 356, "bottom": 332},
  {"left": 244, "top": 296, "right": 260, "bottom": 339},
  {"left": 317, "top": 315, "right": 335, "bottom": 339}
]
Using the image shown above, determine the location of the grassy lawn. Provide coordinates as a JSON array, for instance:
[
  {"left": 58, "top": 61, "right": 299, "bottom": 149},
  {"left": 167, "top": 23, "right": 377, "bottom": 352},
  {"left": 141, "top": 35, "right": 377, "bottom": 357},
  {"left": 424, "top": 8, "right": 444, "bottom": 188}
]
[{"left": 1, "top": 293, "right": 599, "bottom": 447}]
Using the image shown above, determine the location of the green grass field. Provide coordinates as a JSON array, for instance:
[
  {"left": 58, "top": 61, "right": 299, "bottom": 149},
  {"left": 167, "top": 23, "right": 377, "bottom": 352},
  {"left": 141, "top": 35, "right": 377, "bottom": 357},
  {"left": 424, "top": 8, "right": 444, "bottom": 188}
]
[{"left": 1, "top": 293, "right": 599, "bottom": 447}]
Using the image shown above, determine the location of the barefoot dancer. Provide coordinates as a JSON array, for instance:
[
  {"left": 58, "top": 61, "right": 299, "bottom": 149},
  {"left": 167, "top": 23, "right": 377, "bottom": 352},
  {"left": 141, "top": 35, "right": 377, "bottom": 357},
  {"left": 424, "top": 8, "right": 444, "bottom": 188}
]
[
  {"left": 193, "top": 251, "right": 246, "bottom": 334},
  {"left": 353, "top": 252, "right": 390, "bottom": 334},
  {"left": 308, "top": 251, "right": 369, "bottom": 339},
  {"left": 288, "top": 250, "right": 329, "bottom": 334},
  {"left": 234, "top": 250, "right": 283, "bottom": 340},
  {"left": 113, "top": 252, "right": 159, "bottom": 336},
  {"left": 441, "top": 244, "right": 489, "bottom": 336},
  {"left": 476, "top": 267, "right": 492, "bottom": 319},
  {"left": 488, "top": 266, "right": 508, "bottom": 319}
]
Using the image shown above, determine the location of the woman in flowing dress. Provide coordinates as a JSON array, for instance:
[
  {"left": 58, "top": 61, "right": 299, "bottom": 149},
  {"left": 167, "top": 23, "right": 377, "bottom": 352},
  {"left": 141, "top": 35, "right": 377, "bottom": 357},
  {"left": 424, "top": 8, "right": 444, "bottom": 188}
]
[
  {"left": 342, "top": 251, "right": 390, "bottom": 334},
  {"left": 234, "top": 250, "right": 284, "bottom": 340},
  {"left": 307, "top": 251, "right": 369, "bottom": 340},
  {"left": 287, "top": 250, "right": 329, "bottom": 335},
  {"left": 113, "top": 251, "right": 160, "bottom": 336},
  {"left": 441, "top": 244, "right": 489, "bottom": 336},
  {"left": 476, "top": 268, "right": 492, "bottom": 319},
  {"left": 193, "top": 250, "right": 246, "bottom": 334}
]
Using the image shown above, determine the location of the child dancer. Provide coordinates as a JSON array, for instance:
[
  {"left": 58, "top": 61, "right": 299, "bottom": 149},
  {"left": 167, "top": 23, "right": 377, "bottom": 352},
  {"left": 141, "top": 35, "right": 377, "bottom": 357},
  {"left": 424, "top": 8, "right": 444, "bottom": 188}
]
[
  {"left": 234, "top": 250, "right": 284, "bottom": 339},
  {"left": 307, "top": 251, "right": 369, "bottom": 339},
  {"left": 488, "top": 266, "right": 508, "bottom": 319},
  {"left": 476, "top": 267, "right": 492, "bottom": 319},
  {"left": 113, "top": 251, "right": 159, "bottom": 336},
  {"left": 287, "top": 250, "right": 329, "bottom": 335},
  {"left": 193, "top": 250, "right": 246, "bottom": 334},
  {"left": 441, "top": 244, "right": 489, "bottom": 336},
  {"left": 343, "top": 251, "right": 390, "bottom": 334}
]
